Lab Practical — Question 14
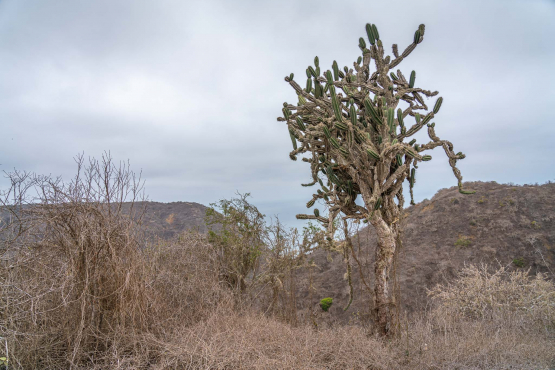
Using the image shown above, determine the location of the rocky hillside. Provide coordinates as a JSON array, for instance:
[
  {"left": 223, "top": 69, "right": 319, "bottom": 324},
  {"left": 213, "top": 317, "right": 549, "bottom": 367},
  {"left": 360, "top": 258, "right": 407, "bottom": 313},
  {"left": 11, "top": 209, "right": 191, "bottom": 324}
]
[
  {"left": 294, "top": 181, "right": 555, "bottom": 324},
  {"left": 134, "top": 201, "right": 210, "bottom": 238}
]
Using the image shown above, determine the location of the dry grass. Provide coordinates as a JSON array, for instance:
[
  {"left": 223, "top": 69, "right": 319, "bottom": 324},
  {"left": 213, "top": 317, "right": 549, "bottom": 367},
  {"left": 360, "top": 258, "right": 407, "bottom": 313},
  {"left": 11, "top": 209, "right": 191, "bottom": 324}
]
[{"left": 3, "top": 225, "right": 553, "bottom": 369}]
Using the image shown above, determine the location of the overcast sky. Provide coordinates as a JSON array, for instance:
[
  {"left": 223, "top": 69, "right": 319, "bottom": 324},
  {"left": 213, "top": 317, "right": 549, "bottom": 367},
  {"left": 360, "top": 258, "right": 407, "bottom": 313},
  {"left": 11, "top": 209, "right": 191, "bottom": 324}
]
[{"left": 1, "top": 0, "right": 554, "bottom": 229}]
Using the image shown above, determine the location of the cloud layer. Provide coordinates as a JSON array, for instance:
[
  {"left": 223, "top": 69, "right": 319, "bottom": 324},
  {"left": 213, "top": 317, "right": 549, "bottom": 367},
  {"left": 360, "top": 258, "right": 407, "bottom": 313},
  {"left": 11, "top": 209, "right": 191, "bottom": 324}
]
[{"left": 1, "top": 0, "right": 554, "bottom": 228}]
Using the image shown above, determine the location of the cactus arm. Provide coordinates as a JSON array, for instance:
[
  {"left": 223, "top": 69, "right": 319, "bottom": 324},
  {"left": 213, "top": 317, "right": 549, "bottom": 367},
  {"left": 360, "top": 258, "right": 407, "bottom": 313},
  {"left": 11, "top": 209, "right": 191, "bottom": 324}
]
[
  {"left": 381, "top": 161, "right": 411, "bottom": 193},
  {"left": 389, "top": 24, "right": 425, "bottom": 70},
  {"left": 398, "top": 112, "right": 434, "bottom": 140},
  {"left": 422, "top": 125, "right": 475, "bottom": 195}
]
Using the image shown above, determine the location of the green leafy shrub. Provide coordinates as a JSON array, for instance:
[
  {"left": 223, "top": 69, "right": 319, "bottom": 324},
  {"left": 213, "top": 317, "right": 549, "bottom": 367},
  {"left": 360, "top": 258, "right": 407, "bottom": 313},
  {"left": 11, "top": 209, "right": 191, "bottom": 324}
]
[
  {"left": 454, "top": 236, "right": 472, "bottom": 247},
  {"left": 320, "top": 297, "right": 333, "bottom": 312},
  {"left": 513, "top": 258, "right": 526, "bottom": 268}
]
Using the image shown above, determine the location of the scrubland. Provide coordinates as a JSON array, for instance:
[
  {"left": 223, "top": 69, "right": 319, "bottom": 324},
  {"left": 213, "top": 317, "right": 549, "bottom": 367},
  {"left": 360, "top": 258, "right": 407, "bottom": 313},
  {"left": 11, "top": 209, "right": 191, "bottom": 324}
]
[{"left": 0, "top": 156, "right": 553, "bottom": 369}]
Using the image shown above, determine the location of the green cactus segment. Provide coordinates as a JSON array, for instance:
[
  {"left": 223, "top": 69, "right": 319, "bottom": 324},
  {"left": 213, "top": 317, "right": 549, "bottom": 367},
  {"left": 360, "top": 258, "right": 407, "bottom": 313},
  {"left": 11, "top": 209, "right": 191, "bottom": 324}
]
[
  {"left": 364, "top": 98, "right": 379, "bottom": 121},
  {"left": 408, "top": 139, "right": 416, "bottom": 145},
  {"left": 414, "top": 29, "right": 421, "bottom": 44},
  {"left": 396, "top": 154, "right": 402, "bottom": 166},
  {"left": 329, "top": 85, "right": 336, "bottom": 99},
  {"left": 335, "top": 121, "right": 348, "bottom": 131},
  {"left": 422, "top": 155, "right": 432, "bottom": 161},
  {"left": 320, "top": 297, "right": 333, "bottom": 312},
  {"left": 306, "top": 69, "right": 311, "bottom": 79},
  {"left": 357, "top": 56, "right": 362, "bottom": 64},
  {"left": 298, "top": 94, "right": 306, "bottom": 106},
  {"left": 378, "top": 135, "right": 382, "bottom": 144},
  {"left": 339, "top": 147, "right": 350, "bottom": 156},
  {"left": 289, "top": 73, "right": 294, "bottom": 80},
  {"left": 401, "top": 126, "right": 406, "bottom": 135},
  {"left": 314, "top": 81, "right": 322, "bottom": 98},
  {"left": 289, "top": 130, "right": 297, "bottom": 150},
  {"left": 296, "top": 116, "right": 306, "bottom": 131},
  {"left": 350, "top": 105, "right": 358, "bottom": 126},
  {"left": 332, "top": 95, "right": 344, "bottom": 122},
  {"left": 315, "top": 66, "right": 320, "bottom": 76},
  {"left": 366, "top": 23, "right": 376, "bottom": 45},
  {"left": 308, "top": 66, "right": 316, "bottom": 78},
  {"left": 359, "top": 37, "right": 367, "bottom": 49},
  {"left": 372, "top": 24, "right": 380, "bottom": 40},
  {"left": 323, "top": 126, "right": 332, "bottom": 139},
  {"left": 314, "top": 208, "right": 320, "bottom": 217},
  {"left": 390, "top": 72, "right": 398, "bottom": 81},
  {"left": 391, "top": 138, "right": 398, "bottom": 145},
  {"left": 329, "top": 137, "right": 340, "bottom": 149},
  {"left": 314, "top": 56, "right": 319, "bottom": 67},
  {"left": 433, "top": 97, "right": 443, "bottom": 114},
  {"left": 387, "top": 108, "right": 395, "bottom": 132},
  {"left": 283, "top": 107, "right": 291, "bottom": 120},
  {"left": 306, "top": 78, "right": 312, "bottom": 93},
  {"left": 366, "top": 148, "right": 380, "bottom": 160},
  {"left": 332, "top": 61, "right": 339, "bottom": 81},
  {"left": 397, "top": 109, "right": 404, "bottom": 127},
  {"left": 409, "top": 71, "right": 416, "bottom": 88},
  {"left": 306, "top": 199, "right": 315, "bottom": 208},
  {"left": 374, "top": 197, "right": 382, "bottom": 210},
  {"left": 410, "top": 168, "right": 415, "bottom": 185},
  {"left": 415, "top": 113, "right": 420, "bottom": 124},
  {"left": 326, "top": 70, "right": 333, "bottom": 84}
]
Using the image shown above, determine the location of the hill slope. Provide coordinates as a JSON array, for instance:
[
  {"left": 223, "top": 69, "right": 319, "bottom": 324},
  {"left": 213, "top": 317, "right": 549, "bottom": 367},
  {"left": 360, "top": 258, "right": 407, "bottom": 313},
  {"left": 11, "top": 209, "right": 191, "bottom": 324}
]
[
  {"left": 136, "top": 201, "right": 210, "bottom": 238},
  {"left": 294, "top": 181, "right": 555, "bottom": 324}
]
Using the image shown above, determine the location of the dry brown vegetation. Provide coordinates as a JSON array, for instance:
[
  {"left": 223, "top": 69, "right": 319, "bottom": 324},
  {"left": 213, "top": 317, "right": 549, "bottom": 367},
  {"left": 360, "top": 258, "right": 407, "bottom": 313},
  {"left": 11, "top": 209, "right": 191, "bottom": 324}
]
[{"left": 1, "top": 155, "right": 554, "bottom": 369}]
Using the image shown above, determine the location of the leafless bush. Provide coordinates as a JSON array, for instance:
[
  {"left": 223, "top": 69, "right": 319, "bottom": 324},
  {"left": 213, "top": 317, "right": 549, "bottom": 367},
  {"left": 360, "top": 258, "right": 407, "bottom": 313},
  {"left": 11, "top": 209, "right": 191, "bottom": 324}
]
[
  {"left": 256, "top": 219, "right": 323, "bottom": 325},
  {"left": 0, "top": 154, "right": 228, "bottom": 369},
  {"left": 427, "top": 263, "right": 555, "bottom": 330}
]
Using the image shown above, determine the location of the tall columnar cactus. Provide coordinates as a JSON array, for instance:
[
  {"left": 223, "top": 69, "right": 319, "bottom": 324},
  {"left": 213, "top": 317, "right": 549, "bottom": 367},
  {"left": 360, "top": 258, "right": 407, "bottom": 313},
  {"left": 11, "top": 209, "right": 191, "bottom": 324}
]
[{"left": 277, "top": 23, "right": 474, "bottom": 336}]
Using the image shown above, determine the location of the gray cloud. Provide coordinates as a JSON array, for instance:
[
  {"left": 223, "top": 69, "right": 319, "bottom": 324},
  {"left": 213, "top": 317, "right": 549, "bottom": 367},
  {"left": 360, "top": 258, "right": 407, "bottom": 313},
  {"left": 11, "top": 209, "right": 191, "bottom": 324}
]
[{"left": 1, "top": 0, "right": 554, "bottom": 228}]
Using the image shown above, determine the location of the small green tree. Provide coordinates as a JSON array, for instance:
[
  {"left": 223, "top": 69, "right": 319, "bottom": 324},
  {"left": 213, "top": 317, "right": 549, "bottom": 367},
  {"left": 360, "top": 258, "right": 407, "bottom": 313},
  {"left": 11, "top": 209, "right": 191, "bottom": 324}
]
[
  {"left": 277, "top": 23, "right": 474, "bottom": 335},
  {"left": 205, "top": 193, "right": 266, "bottom": 293}
]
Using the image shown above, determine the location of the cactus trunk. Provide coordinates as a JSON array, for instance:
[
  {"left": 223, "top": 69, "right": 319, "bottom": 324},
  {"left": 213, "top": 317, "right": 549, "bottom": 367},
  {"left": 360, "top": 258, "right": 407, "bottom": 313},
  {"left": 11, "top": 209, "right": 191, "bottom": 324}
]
[{"left": 370, "top": 213, "right": 399, "bottom": 336}]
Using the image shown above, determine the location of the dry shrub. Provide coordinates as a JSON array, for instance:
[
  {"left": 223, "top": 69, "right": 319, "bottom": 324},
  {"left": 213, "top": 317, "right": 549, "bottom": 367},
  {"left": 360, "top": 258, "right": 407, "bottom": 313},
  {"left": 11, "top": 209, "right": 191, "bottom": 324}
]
[
  {"left": 143, "top": 232, "right": 230, "bottom": 332},
  {"left": 428, "top": 263, "right": 555, "bottom": 329},
  {"left": 0, "top": 154, "right": 228, "bottom": 369},
  {"left": 150, "top": 308, "right": 395, "bottom": 369}
]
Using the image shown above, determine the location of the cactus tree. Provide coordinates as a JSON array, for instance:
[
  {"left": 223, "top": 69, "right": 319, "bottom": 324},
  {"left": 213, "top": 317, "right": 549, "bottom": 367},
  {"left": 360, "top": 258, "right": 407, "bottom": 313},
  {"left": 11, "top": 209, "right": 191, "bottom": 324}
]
[{"left": 277, "top": 23, "right": 474, "bottom": 335}]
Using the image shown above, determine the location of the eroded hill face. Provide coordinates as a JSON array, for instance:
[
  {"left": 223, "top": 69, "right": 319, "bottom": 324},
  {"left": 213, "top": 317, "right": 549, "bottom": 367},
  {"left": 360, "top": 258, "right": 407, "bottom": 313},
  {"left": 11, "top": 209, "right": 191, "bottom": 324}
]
[{"left": 293, "top": 181, "right": 555, "bottom": 325}]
